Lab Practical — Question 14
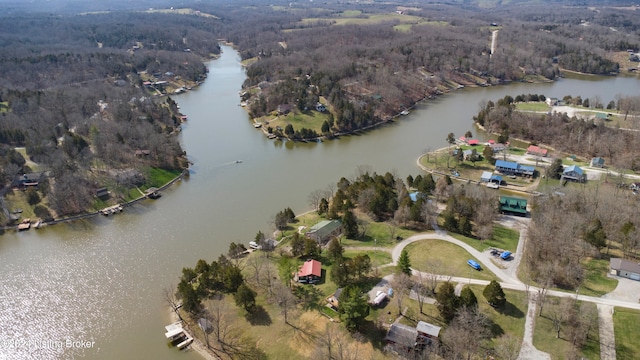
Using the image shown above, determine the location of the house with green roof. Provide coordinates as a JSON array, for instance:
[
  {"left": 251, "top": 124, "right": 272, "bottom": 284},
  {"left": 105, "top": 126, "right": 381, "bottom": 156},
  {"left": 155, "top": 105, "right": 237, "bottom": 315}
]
[
  {"left": 499, "top": 196, "right": 527, "bottom": 217},
  {"left": 305, "top": 220, "right": 342, "bottom": 244}
]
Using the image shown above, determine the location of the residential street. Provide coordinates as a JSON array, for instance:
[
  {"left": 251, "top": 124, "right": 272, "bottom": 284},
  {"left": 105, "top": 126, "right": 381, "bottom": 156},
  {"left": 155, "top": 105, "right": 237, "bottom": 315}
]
[{"left": 368, "top": 215, "right": 640, "bottom": 359}]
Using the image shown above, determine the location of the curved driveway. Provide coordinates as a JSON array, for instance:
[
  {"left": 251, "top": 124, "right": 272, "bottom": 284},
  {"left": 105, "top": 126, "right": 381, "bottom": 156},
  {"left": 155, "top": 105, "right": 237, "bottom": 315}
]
[{"left": 383, "top": 220, "right": 640, "bottom": 360}]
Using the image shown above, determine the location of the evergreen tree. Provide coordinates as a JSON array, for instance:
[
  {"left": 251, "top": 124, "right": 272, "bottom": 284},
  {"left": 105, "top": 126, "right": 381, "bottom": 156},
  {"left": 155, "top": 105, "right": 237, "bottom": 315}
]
[
  {"left": 584, "top": 218, "right": 606, "bottom": 250},
  {"left": 303, "top": 237, "right": 320, "bottom": 258},
  {"left": 234, "top": 283, "right": 257, "bottom": 314},
  {"left": 459, "top": 286, "right": 478, "bottom": 308},
  {"left": 483, "top": 280, "right": 506, "bottom": 308},
  {"left": 483, "top": 145, "right": 495, "bottom": 165},
  {"left": 290, "top": 232, "right": 305, "bottom": 256},
  {"left": 342, "top": 209, "right": 358, "bottom": 238},
  {"left": 330, "top": 258, "right": 349, "bottom": 287},
  {"left": 397, "top": 249, "right": 412, "bottom": 275},
  {"left": 285, "top": 124, "right": 294, "bottom": 136},
  {"left": 338, "top": 285, "right": 370, "bottom": 331},
  {"left": 458, "top": 216, "right": 472, "bottom": 236},
  {"left": 318, "top": 198, "right": 329, "bottom": 215},
  {"left": 326, "top": 238, "right": 344, "bottom": 262},
  {"left": 436, "top": 282, "right": 459, "bottom": 323},
  {"left": 547, "top": 158, "right": 564, "bottom": 179}
]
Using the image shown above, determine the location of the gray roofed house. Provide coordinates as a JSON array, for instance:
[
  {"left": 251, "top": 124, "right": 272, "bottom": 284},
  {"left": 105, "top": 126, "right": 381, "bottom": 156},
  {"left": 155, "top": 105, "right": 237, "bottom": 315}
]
[
  {"left": 416, "top": 321, "right": 441, "bottom": 339},
  {"left": 13, "top": 172, "right": 45, "bottom": 188},
  {"left": 306, "top": 220, "right": 342, "bottom": 244},
  {"left": 385, "top": 323, "right": 418, "bottom": 350},
  {"left": 610, "top": 258, "right": 640, "bottom": 281}
]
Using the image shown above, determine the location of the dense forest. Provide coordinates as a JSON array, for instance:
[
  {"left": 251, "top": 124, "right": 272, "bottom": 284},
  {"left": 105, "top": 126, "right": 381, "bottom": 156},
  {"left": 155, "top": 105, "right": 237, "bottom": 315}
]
[{"left": 1, "top": 0, "right": 639, "bottom": 222}]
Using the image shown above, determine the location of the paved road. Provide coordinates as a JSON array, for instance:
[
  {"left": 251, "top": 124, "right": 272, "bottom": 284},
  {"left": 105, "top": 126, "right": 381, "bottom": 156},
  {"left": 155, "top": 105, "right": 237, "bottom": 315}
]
[{"left": 379, "top": 220, "right": 640, "bottom": 359}]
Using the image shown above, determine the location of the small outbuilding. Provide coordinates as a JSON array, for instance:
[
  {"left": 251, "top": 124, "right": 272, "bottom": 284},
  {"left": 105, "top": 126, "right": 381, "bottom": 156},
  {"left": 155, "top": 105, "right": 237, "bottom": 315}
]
[
  {"left": 590, "top": 157, "right": 605, "bottom": 168},
  {"left": 416, "top": 321, "right": 441, "bottom": 341}
]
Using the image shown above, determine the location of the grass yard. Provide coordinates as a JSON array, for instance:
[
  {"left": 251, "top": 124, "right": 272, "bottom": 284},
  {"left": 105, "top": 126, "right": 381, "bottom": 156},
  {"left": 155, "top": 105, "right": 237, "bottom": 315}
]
[
  {"left": 0, "top": 101, "right": 8, "bottom": 113},
  {"left": 263, "top": 110, "right": 328, "bottom": 135},
  {"left": 613, "top": 308, "right": 640, "bottom": 360},
  {"left": 471, "top": 286, "right": 528, "bottom": 343},
  {"left": 515, "top": 102, "right": 551, "bottom": 112},
  {"left": 449, "top": 225, "right": 520, "bottom": 252},
  {"left": 144, "top": 167, "right": 183, "bottom": 190},
  {"left": 405, "top": 239, "right": 498, "bottom": 281},
  {"left": 4, "top": 190, "right": 37, "bottom": 220},
  {"left": 344, "top": 250, "right": 392, "bottom": 267},
  {"left": 533, "top": 300, "right": 600, "bottom": 360},
  {"left": 579, "top": 258, "right": 618, "bottom": 297}
]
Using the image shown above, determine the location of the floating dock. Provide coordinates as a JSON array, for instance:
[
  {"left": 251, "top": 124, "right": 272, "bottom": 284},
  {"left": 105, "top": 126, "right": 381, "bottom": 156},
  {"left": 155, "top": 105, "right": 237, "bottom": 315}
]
[
  {"left": 100, "top": 204, "right": 123, "bottom": 216},
  {"left": 164, "top": 322, "right": 193, "bottom": 350}
]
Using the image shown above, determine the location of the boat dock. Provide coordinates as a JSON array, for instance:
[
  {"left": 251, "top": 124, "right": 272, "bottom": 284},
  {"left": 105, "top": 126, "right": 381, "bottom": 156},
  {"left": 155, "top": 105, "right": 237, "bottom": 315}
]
[
  {"left": 100, "top": 204, "right": 123, "bottom": 216},
  {"left": 17, "top": 219, "right": 31, "bottom": 231},
  {"left": 164, "top": 321, "right": 193, "bottom": 350}
]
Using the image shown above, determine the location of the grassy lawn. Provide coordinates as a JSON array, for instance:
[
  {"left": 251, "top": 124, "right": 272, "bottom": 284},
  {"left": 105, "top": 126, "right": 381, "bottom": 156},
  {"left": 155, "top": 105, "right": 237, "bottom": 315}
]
[
  {"left": 0, "top": 101, "right": 8, "bottom": 113},
  {"left": 405, "top": 240, "right": 498, "bottom": 281},
  {"left": 533, "top": 300, "right": 600, "bottom": 360},
  {"left": 4, "top": 190, "right": 37, "bottom": 221},
  {"left": 344, "top": 250, "right": 392, "bottom": 267},
  {"left": 262, "top": 110, "right": 329, "bottom": 136},
  {"left": 294, "top": 212, "right": 418, "bottom": 249},
  {"left": 449, "top": 225, "right": 520, "bottom": 252},
  {"left": 579, "top": 258, "right": 618, "bottom": 297},
  {"left": 471, "top": 286, "right": 528, "bottom": 344},
  {"left": 515, "top": 102, "right": 550, "bottom": 112},
  {"left": 613, "top": 308, "right": 640, "bottom": 360},
  {"left": 144, "top": 167, "right": 183, "bottom": 190}
]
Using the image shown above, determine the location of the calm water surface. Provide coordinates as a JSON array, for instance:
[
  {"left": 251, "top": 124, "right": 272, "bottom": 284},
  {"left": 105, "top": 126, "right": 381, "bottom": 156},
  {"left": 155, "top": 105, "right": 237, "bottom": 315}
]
[{"left": 0, "top": 46, "right": 637, "bottom": 359}]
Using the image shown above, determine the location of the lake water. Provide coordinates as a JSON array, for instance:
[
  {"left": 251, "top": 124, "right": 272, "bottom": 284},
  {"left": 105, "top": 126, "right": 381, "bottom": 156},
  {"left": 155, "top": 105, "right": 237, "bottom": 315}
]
[{"left": 0, "top": 45, "right": 637, "bottom": 359}]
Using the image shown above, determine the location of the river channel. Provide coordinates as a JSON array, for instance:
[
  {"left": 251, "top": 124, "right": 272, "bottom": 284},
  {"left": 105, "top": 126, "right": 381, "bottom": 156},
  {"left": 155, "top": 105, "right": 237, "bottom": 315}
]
[{"left": 0, "top": 45, "right": 638, "bottom": 360}]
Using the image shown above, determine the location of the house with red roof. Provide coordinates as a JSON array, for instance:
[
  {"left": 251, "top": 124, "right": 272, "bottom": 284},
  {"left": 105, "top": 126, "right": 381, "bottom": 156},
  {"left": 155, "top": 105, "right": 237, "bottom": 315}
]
[
  {"left": 296, "top": 259, "right": 322, "bottom": 284},
  {"left": 526, "top": 145, "right": 548, "bottom": 157}
]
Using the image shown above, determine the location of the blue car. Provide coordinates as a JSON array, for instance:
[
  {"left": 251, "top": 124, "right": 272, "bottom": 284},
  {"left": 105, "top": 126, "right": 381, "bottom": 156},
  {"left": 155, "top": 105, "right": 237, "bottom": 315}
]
[
  {"left": 467, "top": 259, "right": 481, "bottom": 270},
  {"left": 500, "top": 251, "right": 512, "bottom": 260}
]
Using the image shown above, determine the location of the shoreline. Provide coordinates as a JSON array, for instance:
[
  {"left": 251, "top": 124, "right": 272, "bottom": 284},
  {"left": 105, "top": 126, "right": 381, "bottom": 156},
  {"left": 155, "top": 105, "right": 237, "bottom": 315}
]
[{"left": 1, "top": 169, "right": 189, "bottom": 233}]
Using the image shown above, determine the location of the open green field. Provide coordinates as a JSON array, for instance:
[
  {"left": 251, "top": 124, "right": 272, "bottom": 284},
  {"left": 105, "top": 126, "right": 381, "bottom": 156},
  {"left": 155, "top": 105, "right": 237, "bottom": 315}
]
[
  {"left": 533, "top": 300, "right": 600, "bottom": 359},
  {"left": 614, "top": 308, "right": 640, "bottom": 360},
  {"left": 450, "top": 225, "right": 520, "bottom": 253},
  {"left": 405, "top": 239, "right": 498, "bottom": 281},
  {"left": 515, "top": 102, "right": 550, "bottom": 112}
]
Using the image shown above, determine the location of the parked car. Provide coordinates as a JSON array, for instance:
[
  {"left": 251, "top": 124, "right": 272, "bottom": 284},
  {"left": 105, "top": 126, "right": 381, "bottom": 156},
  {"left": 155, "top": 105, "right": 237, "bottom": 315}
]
[
  {"left": 500, "top": 251, "right": 512, "bottom": 260},
  {"left": 467, "top": 259, "right": 481, "bottom": 270}
]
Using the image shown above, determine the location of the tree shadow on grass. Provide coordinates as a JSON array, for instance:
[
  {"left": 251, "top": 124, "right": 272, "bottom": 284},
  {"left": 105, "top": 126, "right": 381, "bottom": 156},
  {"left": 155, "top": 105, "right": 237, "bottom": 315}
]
[
  {"left": 246, "top": 305, "right": 272, "bottom": 326},
  {"left": 498, "top": 300, "right": 525, "bottom": 318}
]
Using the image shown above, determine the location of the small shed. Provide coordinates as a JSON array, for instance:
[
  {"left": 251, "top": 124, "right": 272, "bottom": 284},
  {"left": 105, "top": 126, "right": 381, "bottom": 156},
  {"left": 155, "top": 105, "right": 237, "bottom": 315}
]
[
  {"left": 327, "top": 288, "right": 343, "bottom": 309},
  {"left": 416, "top": 321, "right": 441, "bottom": 340},
  {"left": 590, "top": 157, "right": 605, "bottom": 168}
]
